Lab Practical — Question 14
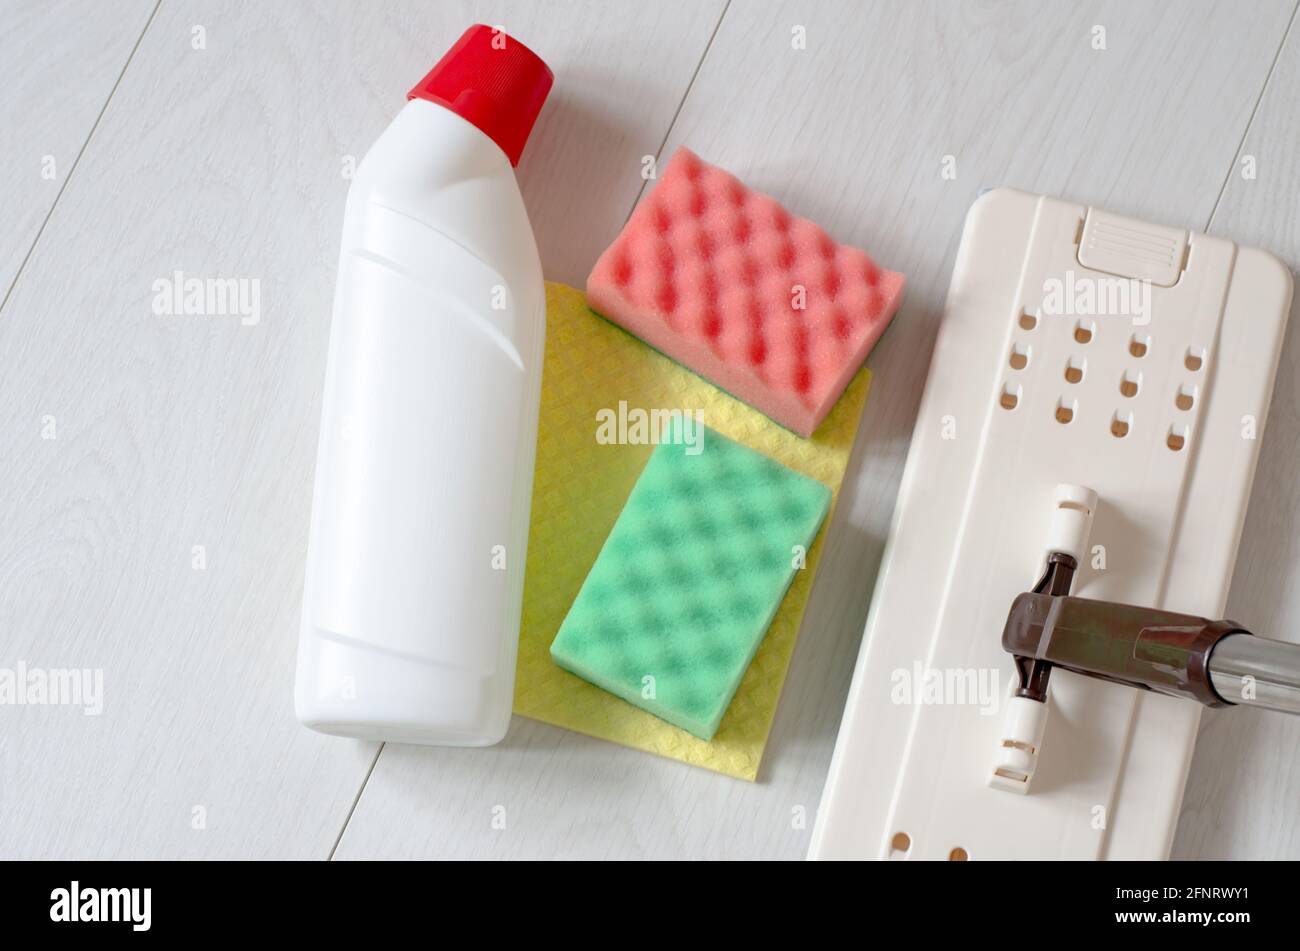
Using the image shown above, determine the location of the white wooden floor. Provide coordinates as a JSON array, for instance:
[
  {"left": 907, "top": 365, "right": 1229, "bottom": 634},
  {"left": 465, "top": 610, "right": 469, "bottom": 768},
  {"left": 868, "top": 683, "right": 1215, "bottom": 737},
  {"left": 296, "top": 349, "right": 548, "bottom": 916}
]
[{"left": 2, "top": 0, "right": 1299, "bottom": 860}]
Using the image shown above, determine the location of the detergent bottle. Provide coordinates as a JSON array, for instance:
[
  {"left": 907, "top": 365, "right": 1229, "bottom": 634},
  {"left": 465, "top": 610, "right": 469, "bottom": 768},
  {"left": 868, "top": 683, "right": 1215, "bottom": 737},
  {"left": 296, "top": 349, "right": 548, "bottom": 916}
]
[{"left": 296, "top": 25, "right": 552, "bottom": 745}]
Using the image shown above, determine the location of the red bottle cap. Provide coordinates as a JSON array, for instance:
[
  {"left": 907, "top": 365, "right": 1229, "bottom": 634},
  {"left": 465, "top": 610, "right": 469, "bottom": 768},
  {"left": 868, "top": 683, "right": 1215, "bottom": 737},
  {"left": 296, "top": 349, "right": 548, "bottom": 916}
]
[{"left": 408, "top": 25, "right": 553, "bottom": 167}]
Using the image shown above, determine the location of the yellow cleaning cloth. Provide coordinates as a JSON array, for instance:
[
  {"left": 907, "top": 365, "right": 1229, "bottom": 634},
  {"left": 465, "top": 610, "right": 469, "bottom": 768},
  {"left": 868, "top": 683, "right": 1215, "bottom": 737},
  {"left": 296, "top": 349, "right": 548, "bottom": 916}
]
[{"left": 513, "top": 283, "right": 870, "bottom": 780}]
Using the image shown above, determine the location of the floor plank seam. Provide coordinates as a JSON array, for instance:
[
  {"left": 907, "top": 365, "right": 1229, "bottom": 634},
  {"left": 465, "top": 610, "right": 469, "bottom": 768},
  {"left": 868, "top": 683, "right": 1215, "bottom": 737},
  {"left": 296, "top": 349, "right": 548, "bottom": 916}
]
[
  {"left": 0, "top": 0, "right": 162, "bottom": 319},
  {"left": 1203, "top": 1, "right": 1300, "bottom": 230},
  {"left": 328, "top": 742, "right": 385, "bottom": 860},
  {"left": 621, "top": 0, "right": 733, "bottom": 224}
]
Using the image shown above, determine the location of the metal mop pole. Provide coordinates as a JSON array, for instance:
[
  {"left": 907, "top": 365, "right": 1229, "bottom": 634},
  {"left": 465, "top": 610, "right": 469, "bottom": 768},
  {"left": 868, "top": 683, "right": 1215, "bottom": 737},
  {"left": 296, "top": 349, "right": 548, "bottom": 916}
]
[{"left": 1208, "top": 633, "right": 1300, "bottom": 715}]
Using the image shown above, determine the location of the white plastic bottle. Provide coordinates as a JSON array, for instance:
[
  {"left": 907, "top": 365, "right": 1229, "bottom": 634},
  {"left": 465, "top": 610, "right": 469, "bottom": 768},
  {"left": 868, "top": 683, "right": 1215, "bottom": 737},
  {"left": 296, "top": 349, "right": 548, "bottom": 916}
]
[{"left": 296, "top": 25, "right": 553, "bottom": 746}]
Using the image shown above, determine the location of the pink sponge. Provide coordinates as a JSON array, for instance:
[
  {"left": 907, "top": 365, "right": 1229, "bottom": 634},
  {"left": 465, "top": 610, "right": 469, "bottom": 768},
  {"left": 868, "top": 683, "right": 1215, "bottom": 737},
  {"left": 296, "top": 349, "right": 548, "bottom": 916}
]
[{"left": 587, "top": 147, "right": 904, "bottom": 437}]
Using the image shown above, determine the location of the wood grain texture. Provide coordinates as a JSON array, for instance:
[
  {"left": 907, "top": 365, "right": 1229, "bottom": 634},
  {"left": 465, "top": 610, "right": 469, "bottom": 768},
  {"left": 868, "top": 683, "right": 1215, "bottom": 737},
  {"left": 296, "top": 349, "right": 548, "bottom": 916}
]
[
  {"left": 0, "top": 0, "right": 156, "bottom": 296},
  {"left": 1172, "top": 20, "right": 1300, "bottom": 860},
  {"left": 337, "top": 0, "right": 1300, "bottom": 859},
  {"left": 0, "top": 0, "right": 725, "bottom": 858}
]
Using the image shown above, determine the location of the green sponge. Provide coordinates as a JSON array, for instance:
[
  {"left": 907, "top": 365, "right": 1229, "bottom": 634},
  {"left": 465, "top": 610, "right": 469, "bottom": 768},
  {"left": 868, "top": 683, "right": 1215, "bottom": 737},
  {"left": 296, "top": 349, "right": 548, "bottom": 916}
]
[{"left": 549, "top": 420, "right": 832, "bottom": 740}]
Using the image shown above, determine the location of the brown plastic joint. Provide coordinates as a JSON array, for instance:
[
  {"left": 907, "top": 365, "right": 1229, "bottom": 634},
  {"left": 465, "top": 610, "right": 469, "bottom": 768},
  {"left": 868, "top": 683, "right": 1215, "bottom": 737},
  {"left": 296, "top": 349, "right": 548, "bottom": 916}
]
[{"left": 1001, "top": 593, "right": 1247, "bottom": 707}]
